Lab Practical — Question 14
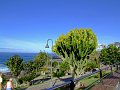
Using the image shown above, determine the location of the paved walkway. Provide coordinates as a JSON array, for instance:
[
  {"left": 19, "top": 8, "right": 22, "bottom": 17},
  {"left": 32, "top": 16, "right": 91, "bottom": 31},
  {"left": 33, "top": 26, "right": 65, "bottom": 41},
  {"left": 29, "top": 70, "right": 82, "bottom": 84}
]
[
  {"left": 26, "top": 71, "right": 120, "bottom": 90},
  {"left": 91, "top": 71, "right": 120, "bottom": 90},
  {"left": 26, "top": 75, "right": 72, "bottom": 90}
]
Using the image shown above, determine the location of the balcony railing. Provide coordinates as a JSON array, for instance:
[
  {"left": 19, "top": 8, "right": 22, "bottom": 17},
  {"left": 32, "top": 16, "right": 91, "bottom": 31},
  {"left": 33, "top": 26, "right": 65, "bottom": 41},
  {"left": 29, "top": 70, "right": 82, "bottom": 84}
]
[{"left": 45, "top": 65, "right": 119, "bottom": 90}]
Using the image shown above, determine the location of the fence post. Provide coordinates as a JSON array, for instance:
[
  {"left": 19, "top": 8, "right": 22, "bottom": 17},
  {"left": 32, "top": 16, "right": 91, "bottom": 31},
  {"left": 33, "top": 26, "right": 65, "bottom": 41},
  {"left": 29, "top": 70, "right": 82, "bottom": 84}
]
[
  {"left": 110, "top": 65, "right": 113, "bottom": 76},
  {"left": 70, "top": 80, "right": 75, "bottom": 90},
  {"left": 99, "top": 69, "right": 103, "bottom": 83},
  {"left": 100, "top": 69, "right": 102, "bottom": 78}
]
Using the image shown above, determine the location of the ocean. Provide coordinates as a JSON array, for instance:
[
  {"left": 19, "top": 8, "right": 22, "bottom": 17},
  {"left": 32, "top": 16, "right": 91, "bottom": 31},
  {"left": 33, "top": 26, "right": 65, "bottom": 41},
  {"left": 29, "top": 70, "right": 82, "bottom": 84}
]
[
  {"left": 0, "top": 52, "right": 38, "bottom": 73},
  {"left": 0, "top": 52, "right": 59, "bottom": 73}
]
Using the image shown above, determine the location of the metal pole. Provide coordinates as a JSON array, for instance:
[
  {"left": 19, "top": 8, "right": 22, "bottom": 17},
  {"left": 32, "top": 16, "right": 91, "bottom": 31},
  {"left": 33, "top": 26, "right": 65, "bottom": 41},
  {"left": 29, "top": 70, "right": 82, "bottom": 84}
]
[
  {"left": 51, "top": 55, "right": 52, "bottom": 87},
  {"left": 46, "top": 39, "right": 53, "bottom": 87}
]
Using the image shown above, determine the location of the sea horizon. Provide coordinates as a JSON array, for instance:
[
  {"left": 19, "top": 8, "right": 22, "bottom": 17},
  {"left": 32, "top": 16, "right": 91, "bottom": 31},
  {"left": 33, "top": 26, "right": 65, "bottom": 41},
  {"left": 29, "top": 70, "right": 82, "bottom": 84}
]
[
  {"left": 0, "top": 52, "right": 38, "bottom": 73},
  {"left": 0, "top": 52, "right": 58, "bottom": 73}
]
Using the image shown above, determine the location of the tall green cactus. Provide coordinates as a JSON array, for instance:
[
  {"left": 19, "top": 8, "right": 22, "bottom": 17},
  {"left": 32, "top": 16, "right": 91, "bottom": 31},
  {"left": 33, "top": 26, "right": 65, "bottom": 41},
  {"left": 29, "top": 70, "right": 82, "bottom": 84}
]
[{"left": 53, "top": 28, "right": 97, "bottom": 78}]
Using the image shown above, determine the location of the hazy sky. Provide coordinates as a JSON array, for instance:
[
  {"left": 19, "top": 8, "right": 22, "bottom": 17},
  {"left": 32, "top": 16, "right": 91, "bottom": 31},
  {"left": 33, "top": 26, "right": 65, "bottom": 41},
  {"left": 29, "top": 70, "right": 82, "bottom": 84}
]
[{"left": 0, "top": 0, "right": 120, "bottom": 52}]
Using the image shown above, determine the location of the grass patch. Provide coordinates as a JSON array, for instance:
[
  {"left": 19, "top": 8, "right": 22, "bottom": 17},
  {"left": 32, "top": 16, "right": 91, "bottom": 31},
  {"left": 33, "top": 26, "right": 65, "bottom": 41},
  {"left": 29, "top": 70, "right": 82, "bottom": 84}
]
[
  {"left": 80, "top": 75, "right": 99, "bottom": 86},
  {"left": 78, "top": 70, "right": 111, "bottom": 90}
]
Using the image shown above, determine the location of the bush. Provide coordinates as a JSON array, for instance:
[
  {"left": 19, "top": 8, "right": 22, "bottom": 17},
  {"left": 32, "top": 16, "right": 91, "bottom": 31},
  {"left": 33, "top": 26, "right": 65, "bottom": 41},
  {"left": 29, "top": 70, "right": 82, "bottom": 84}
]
[
  {"left": 23, "top": 74, "right": 35, "bottom": 82},
  {"left": 2, "top": 74, "right": 8, "bottom": 85},
  {"left": 18, "top": 78, "right": 23, "bottom": 84},
  {"left": 53, "top": 70, "right": 65, "bottom": 78},
  {"left": 18, "top": 73, "right": 37, "bottom": 84}
]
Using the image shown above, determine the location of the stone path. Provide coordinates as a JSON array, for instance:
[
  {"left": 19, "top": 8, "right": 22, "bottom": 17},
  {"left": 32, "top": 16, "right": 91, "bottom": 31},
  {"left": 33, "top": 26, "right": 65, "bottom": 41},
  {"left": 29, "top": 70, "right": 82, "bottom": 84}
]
[
  {"left": 26, "top": 75, "right": 72, "bottom": 90},
  {"left": 26, "top": 71, "right": 120, "bottom": 90},
  {"left": 91, "top": 71, "right": 120, "bottom": 90}
]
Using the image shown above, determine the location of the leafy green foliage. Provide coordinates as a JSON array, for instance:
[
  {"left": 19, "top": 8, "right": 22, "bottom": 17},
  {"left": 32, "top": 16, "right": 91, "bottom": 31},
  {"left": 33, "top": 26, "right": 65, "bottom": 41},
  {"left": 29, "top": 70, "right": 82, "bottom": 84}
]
[
  {"left": 23, "top": 61, "right": 35, "bottom": 74},
  {"left": 18, "top": 72, "right": 37, "bottom": 83},
  {"left": 52, "top": 61, "right": 58, "bottom": 68},
  {"left": 99, "top": 44, "right": 120, "bottom": 65},
  {"left": 53, "top": 70, "right": 65, "bottom": 78},
  {"left": 1, "top": 74, "right": 8, "bottom": 85},
  {"left": 85, "top": 60, "right": 97, "bottom": 72},
  {"left": 60, "top": 61, "right": 70, "bottom": 73},
  {"left": 34, "top": 51, "right": 50, "bottom": 72},
  {"left": 53, "top": 28, "right": 97, "bottom": 60},
  {"left": 53, "top": 28, "right": 97, "bottom": 78},
  {"left": 5, "top": 51, "right": 51, "bottom": 87},
  {"left": 5, "top": 55, "right": 23, "bottom": 77},
  {"left": 89, "top": 51, "right": 100, "bottom": 68}
]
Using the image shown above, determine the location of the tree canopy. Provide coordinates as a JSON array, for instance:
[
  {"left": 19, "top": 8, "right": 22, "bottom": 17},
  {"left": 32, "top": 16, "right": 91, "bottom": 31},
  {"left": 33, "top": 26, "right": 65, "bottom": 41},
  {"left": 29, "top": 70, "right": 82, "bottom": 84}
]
[
  {"left": 34, "top": 51, "right": 50, "bottom": 72},
  {"left": 53, "top": 28, "right": 97, "bottom": 78},
  {"left": 5, "top": 55, "right": 23, "bottom": 77},
  {"left": 99, "top": 44, "right": 120, "bottom": 65}
]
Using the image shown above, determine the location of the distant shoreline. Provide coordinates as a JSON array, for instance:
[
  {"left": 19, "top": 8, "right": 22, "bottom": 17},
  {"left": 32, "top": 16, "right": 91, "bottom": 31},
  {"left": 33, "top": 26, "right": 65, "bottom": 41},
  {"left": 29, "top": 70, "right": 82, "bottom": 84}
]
[
  {"left": 0, "top": 52, "right": 39, "bottom": 54},
  {"left": 0, "top": 64, "right": 10, "bottom": 73},
  {"left": 0, "top": 52, "right": 38, "bottom": 73},
  {"left": 0, "top": 52, "right": 58, "bottom": 73}
]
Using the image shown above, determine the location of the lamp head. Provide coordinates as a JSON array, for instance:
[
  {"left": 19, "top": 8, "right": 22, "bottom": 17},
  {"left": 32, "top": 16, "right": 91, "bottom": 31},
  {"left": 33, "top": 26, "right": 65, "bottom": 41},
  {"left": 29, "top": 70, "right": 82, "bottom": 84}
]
[{"left": 45, "top": 43, "right": 49, "bottom": 48}]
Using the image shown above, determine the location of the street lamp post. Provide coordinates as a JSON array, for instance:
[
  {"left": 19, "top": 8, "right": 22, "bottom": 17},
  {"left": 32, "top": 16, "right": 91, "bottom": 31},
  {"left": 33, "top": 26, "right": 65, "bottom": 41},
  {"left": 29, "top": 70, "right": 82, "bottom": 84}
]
[{"left": 45, "top": 39, "right": 53, "bottom": 87}]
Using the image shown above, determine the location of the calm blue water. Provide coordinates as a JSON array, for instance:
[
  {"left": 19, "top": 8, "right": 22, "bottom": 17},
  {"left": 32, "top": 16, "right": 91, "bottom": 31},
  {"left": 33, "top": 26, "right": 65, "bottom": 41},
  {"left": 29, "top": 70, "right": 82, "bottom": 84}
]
[
  {"left": 0, "top": 52, "right": 58, "bottom": 73},
  {"left": 0, "top": 52, "right": 38, "bottom": 73}
]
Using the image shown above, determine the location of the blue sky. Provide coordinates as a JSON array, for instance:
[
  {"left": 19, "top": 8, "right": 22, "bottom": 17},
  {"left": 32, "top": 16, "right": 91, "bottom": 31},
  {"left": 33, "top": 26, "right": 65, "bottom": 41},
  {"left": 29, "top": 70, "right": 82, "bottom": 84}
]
[{"left": 0, "top": 0, "right": 120, "bottom": 52}]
